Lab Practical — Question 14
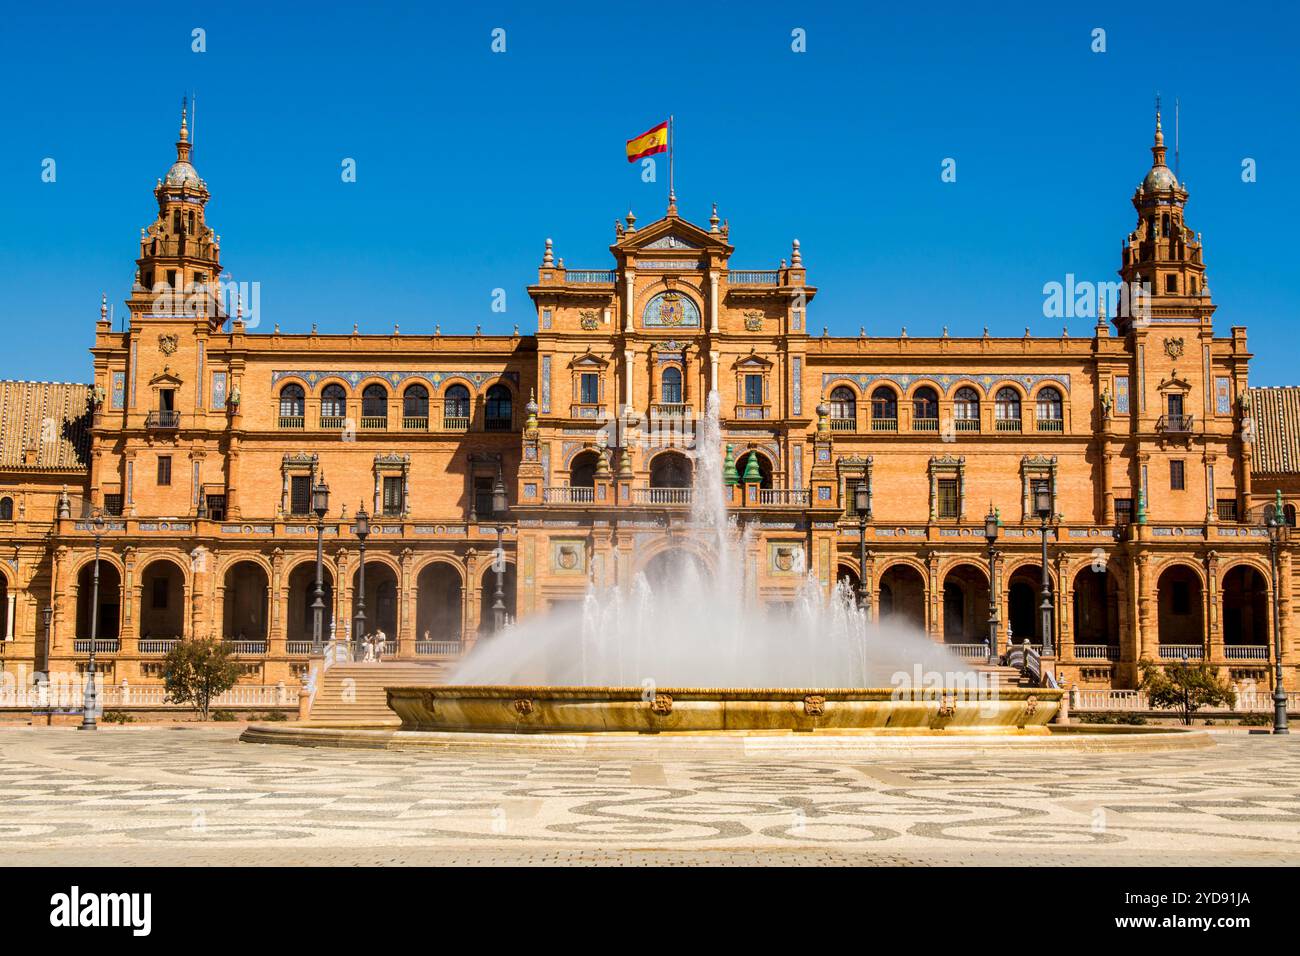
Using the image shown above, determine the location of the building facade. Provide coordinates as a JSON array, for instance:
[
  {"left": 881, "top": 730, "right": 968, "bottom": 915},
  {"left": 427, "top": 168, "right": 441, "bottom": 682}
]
[{"left": 1, "top": 109, "right": 1295, "bottom": 694}]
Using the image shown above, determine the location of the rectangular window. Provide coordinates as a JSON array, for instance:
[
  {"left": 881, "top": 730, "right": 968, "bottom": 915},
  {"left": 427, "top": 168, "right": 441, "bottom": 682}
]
[
  {"left": 103, "top": 493, "right": 124, "bottom": 517},
  {"left": 1167, "top": 393, "right": 1184, "bottom": 418},
  {"left": 156, "top": 456, "right": 172, "bottom": 486},
  {"left": 579, "top": 373, "right": 599, "bottom": 405},
  {"left": 474, "top": 477, "right": 494, "bottom": 517},
  {"left": 205, "top": 494, "right": 226, "bottom": 522},
  {"left": 744, "top": 374, "right": 764, "bottom": 405},
  {"left": 151, "top": 577, "right": 169, "bottom": 610},
  {"left": 382, "top": 476, "right": 404, "bottom": 516},
  {"left": 159, "top": 389, "right": 176, "bottom": 412},
  {"left": 289, "top": 475, "right": 312, "bottom": 515},
  {"left": 1114, "top": 497, "right": 1133, "bottom": 525},
  {"left": 1216, "top": 498, "right": 1238, "bottom": 522},
  {"left": 1169, "top": 460, "right": 1185, "bottom": 491},
  {"left": 937, "top": 478, "right": 959, "bottom": 519},
  {"left": 166, "top": 269, "right": 177, "bottom": 288}
]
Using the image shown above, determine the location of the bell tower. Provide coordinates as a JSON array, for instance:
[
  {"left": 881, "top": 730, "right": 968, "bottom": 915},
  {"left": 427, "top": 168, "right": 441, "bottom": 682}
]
[
  {"left": 128, "top": 99, "right": 225, "bottom": 330},
  {"left": 1115, "top": 107, "right": 1214, "bottom": 333}
]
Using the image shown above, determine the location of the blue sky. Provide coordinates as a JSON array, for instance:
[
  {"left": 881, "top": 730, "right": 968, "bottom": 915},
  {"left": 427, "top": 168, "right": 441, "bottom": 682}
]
[{"left": 1, "top": 1, "right": 1296, "bottom": 383}]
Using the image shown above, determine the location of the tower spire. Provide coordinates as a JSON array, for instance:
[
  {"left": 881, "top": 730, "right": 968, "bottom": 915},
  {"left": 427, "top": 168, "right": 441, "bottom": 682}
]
[{"left": 176, "top": 95, "right": 192, "bottom": 164}]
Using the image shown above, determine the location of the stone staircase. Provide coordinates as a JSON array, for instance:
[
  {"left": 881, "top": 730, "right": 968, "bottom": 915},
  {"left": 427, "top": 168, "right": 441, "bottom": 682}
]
[
  {"left": 974, "top": 662, "right": 1034, "bottom": 688},
  {"left": 308, "top": 661, "right": 449, "bottom": 726}
]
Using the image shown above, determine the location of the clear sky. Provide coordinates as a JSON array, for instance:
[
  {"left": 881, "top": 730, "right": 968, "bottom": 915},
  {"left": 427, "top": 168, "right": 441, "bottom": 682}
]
[{"left": 1, "top": 1, "right": 1296, "bottom": 383}]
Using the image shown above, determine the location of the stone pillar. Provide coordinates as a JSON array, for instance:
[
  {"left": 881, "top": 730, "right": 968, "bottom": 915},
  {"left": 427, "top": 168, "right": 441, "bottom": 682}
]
[
  {"left": 120, "top": 547, "right": 138, "bottom": 660},
  {"left": 624, "top": 270, "right": 636, "bottom": 333},
  {"left": 268, "top": 548, "right": 285, "bottom": 657},
  {"left": 1206, "top": 551, "right": 1223, "bottom": 663},
  {"left": 709, "top": 273, "right": 719, "bottom": 333},
  {"left": 624, "top": 349, "right": 634, "bottom": 410},
  {"left": 1057, "top": 553, "right": 1074, "bottom": 662},
  {"left": 925, "top": 552, "right": 940, "bottom": 641},
  {"left": 398, "top": 548, "right": 415, "bottom": 659},
  {"left": 1136, "top": 553, "right": 1155, "bottom": 663}
]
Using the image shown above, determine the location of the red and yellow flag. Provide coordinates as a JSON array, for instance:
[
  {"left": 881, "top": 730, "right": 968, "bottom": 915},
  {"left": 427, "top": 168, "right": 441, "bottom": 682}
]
[{"left": 626, "top": 121, "right": 668, "bottom": 162}]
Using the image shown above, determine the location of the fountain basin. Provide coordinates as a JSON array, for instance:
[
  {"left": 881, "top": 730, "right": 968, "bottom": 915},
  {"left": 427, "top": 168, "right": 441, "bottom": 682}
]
[{"left": 385, "top": 684, "right": 1064, "bottom": 734}]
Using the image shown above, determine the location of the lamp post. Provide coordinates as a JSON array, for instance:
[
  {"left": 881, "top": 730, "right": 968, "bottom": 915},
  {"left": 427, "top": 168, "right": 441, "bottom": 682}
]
[
  {"left": 352, "top": 503, "right": 370, "bottom": 661},
  {"left": 41, "top": 604, "right": 53, "bottom": 675},
  {"left": 985, "top": 505, "right": 1000, "bottom": 664},
  {"left": 491, "top": 474, "right": 509, "bottom": 633},
  {"left": 854, "top": 482, "right": 871, "bottom": 614},
  {"left": 1034, "top": 481, "right": 1055, "bottom": 657},
  {"left": 80, "top": 512, "right": 106, "bottom": 731},
  {"left": 1265, "top": 491, "right": 1289, "bottom": 735},
  {"left": 310, "top": 476, "right": 330, "bottom": 654}
]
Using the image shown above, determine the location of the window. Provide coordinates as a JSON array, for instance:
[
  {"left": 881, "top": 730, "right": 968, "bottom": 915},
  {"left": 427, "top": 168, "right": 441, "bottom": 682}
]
[
  {"left": 485, "top": 384, "right": 512, "bottom": 431},
  {"left": 382, "top": 476, "right": 404, "bottom": 517},
  {"left": 172, "top": 210, "right": 181, "bottom": 233},
  {"left": 661, "top": 367, "right": 682, "bottom": 405},
  {"left": 1168, "top": 393, "right": 1185, "bottom": 419},
  {"left": 912, "top": 386, "right": 939, "bottom": 421},
  {"left": 166, "top": 269, "right": 177, "bottom": 288},
  {"left": 1169, "top": 460, "right": 1185, "bottom": 491},
  {"left": 579, "top": 373, "right": 600, "bottom": 405},
  {"left": 159, "top": 389, "right": 176, "bottom": 412},
  {"left": 995, "top": 387, "right": 1021, "bottom": 421},
  {"left": 954, "top": 387, "right": 979, "bottom": 421},
  {"left": 474, "top": 477, "right": 495, "bottom": 517},
  {"left": 320, "top": 384, "right": 347, "bottom": 421},
  {"left": 0, "top": 497, "right": 11, "bottom": 520},
  {"left": 744, "top": 374, "right": 764, "bottom": 406},
  {"left": 205, "top": 494, "right": 226, "bottom": 521},
  {"left": 1216, "top": 499, "right": 1239, "bottom": 522},
  {"left": 871, "top": 387, "right": 897, "bottom": 421},
  {"left": 829, "top": 386, "right": 856, "bottom": 421},
  {"left": 937, "top": 478, "right": 959, "bottom": 519},
  {"left": 1286, "top": 504, "right": 1297, "bottom": 528},
  {"left": 104, "top": 494, "right": 124, "bottom": 517},
  {"left": 151, "top": 577, "right": 168, "bottom": 610},
  {"left": 361, "top": 384, "right": 388, "bottom": 420},
  {"left": 403, "top": 384, "right": 429, "bottom": 419},
  {"left": 157, "top": 456, "right": 172, "bottom": 486},
  {"left": 289, "top": 475, "right": 312, "bottom": 515},
  {"left": 1035, "top": 387, "right": 1063, "bottom": 421},
  {"left": 444, "top": 384, "right": 470, "bottom": 421},
  {"left": 1114, "top": 497, "right": 1133, "bottom": 525},
  {"left": 279, "top": 384, "right": 305, "bottom": 420},
  {"left": 1165, "top": 274, "right": 1178, "bottom": 293}
]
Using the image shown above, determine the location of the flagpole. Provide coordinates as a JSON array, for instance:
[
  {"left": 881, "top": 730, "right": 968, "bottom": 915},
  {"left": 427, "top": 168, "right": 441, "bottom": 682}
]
[{"left": 668, "top": 114, "right": 675, "bottom": 213}]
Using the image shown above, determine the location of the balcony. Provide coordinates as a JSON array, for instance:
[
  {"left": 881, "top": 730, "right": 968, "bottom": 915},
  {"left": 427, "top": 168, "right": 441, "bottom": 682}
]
[
  {"left": 1224, "top": 644, "right": 1269, "bottom": 661},
  {"left": 278, "top": 415, "right": 305, "bottom": 429},
  {"left": 145, "top": 410, "right": 180, "bottom": 430},
  {"left": 565, "top": 270, "right": 616, "bottom": 284},
  {"left": 651, "top": 403, "right": 690, "bottom": 419},
  {"left": 416, "top": 640, "right": 464, "bottom": 656},
  {"left": 442, "top": 415, "right": 470, "bottom": 431},
  {"left": 995, "top": 418, "right": 1023, "bottom": 433},
  {"left": 830, "top": 417, "right": 856, "bottom": 432},
  {"left": 403, "top": 416, "right": 429, "bottom": 431},
  {"left": 1158, "top": 644, "right": 1204, "bottom": 661},
  {"left": 225, "top": 640, "right": 268, "bottom": 655},
  {"left": 139, "top": 638, "right": 180, "bottom": 654},
  {"left": 912, "top": 417, "right": 939, "bottom": 433},
  {"left": 1158, "top": 414, "right": 1194, "bottom": 434},
  {"left": 870, "top": 418, "right": 898, "bottom": 433},
  {"left": 359, "top": 416, "right": 387, "bottom": 430},
  {"left": 544, "top": 486, "right": 595, "bottom": 504},
  {"left": 758, "top": 489, "right": 810, "bottom": 507},
  {"left": 286, "top": 641, "right": 316, "bottom": 655},
  {"left": 569, "top": 403, "right": 604, "bottom": 420},
  {"left": 320, "top": 415, "right": 346, "bottom": 430},
  {"left": 1073, "top": 644, "right": 1119, "bottom": 661},
  {"left": 1036, "top": 418, "right": 1064, "bottom": 433},
  {"left": 632, "top": 487, "right": 693, "bottom": 506},
  {"left": 954, "top": 418, "right": 980, "bottom": 433},
  {"left": 74, "top": 639, "right": 120, "bottom": 653},
  {"left": 734, "top": 404, "right": 769, "bottom": 420}
]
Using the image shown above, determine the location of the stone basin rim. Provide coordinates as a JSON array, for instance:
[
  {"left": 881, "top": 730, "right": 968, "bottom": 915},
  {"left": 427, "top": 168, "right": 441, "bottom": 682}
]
[{"left": 396, "top": 685, "right": 1063, "bottom": 701}]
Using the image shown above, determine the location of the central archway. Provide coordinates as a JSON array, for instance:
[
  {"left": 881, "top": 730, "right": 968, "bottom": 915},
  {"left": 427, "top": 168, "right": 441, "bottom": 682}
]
[
  {"left": 352, "top": 561, "right": 398, "bottom": 640},
  {"left": 139, "top": 558, "right": 185, "bottom": 640},
  {"left": 1156, "top": 564, "right": 1204, "bottom": 647},
  {"left": 287, "top": 562, "right": 335, "bottom": 644},
  {"left": 76, "top": 561, "right": 122, "bottom": 641},
  {"left": 940, "top": 563, "right": 989, "bottom": 643},
  {"left": 416, "top": 563, "right": 463, "bottom": 645},
  {"left": 1222, "top": 565, "right": 1267, "bottom": 647},
  {"left": 877, "top": 563, "right": 925, "bottom": 631}
]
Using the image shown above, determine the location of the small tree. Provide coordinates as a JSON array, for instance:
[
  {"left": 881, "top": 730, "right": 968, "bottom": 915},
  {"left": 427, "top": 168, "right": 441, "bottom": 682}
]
[
  {"left": 1138, "top": 657, "right": 1236, "bottom": 725},
  {"left": 163, "top": 638, "right": 240, "bottom": 721}
]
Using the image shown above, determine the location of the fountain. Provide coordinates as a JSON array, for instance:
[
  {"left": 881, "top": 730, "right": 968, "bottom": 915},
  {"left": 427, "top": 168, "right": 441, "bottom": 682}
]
[{"left": 386, "top": 390, "right": 1063, "bottom": 735}]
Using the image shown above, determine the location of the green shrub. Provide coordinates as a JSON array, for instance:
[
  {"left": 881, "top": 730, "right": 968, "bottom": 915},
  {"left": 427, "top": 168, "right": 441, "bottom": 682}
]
[
  {"left": 1240, "top": 712, "right": 1273, "bottom": 726},
  {"left": 102, "top": 710, "right": 135, "bottom": 724},
  {"left": 210, "top": 710, "right": 239, "bottom": 722}
]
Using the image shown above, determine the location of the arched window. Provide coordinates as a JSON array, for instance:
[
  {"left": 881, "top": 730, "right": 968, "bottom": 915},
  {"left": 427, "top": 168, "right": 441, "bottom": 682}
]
[
  {"left": 995, "top": 387, "right": 1022, "bottom": 430},
  {"left": 0, "top": 497, "right": 12, "bottom": 521},
  {"left": 735, "top": 451, "right": 773, "bottom": 489},
  {"left": 829, "top": 386, "right": 856, "bottom": 425},
  {"left": 320, "top": 384, "right": 346, "bottom": 422},
  {"left": 278, "top": 384, "right": 305, "bottom": 424},
  {"left": 649, "top": 452, "right": 692, "bottom": 489},
  {"left": 1285, "top": 504, "right": 1297, "bottom": 528},
  {"left": 909, "top": 385, "right": 941, "bottom": 421},
  {"left": 660, "top": 367, "right": 682, "bottom": 405},
  {"left": 871, "top": 387, "right": 897, "bottom": 422},
  {"left": 361, "top": 384, "right": 388, "bottom": 425},
  {"left": 444, "top": 384, "right": 470, "bottom": 425},
  {"left": 569, "top": 452, "right": 598, "bottom": 489},
  {"left": 954, "top": 386, "right": 980, "bottom": 421},
  {"left": 485, "top": 384, "right": 512, "bottom": 431},
  {"left": 1036, "top": 386, "right": 1063, "bottom": 428},
  {"left": 403, "top": 384, "right": 429, "bottom": 418}
]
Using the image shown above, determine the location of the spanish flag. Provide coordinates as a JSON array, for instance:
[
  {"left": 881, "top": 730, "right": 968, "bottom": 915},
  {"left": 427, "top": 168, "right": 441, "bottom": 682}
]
[{"left": 626, "top": 121, "right": 668, "bottom": 162}]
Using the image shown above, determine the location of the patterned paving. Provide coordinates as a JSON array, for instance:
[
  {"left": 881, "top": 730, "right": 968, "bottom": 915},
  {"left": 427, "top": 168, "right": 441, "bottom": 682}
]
[{"left": 1, "top": 727, "right": 1298, "bottom": 865}]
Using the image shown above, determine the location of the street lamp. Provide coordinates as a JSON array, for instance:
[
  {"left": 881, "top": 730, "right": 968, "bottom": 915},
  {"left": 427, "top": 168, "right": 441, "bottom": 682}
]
[
  {"left": 41, "top": 604, "right": 53, "bottom": 674},
  {"left": 352, "top": 502, "right": 370, "bottom": 661},
  {"left": 1034, "top": 480, "right": 1055, "bottom": 657},
  {"left": 854, "top": 481, "right": 871, "bottom": 613},
  {"left": 80, "top": 511, "right": 106, "bottom": 731},
  {"left": 311, "top": 475, "right": 330, "bottom": 654},
  {"left": 984, "top": 505, "right": 1000, "bottom": 664},
  {"left": 1265, "top": 491, "right": 1290, "bottom": 735},
  {"left": 491, "top": 474, "right": 509, "bottom": 633}
]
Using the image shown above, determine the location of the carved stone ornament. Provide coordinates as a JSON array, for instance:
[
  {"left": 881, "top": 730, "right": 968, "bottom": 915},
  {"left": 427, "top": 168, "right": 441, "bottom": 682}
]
[
  {"left": 937, "top": 694, "right": 956, "bottom": 718},
  {"left": 513, "top": 698, "right": 534, "bottom": 716},
  {"left": 803, "top": 694, "right": 826, "bottom": 717},
  {"left": 650, "top": 693, "right": 673, "bottom": 715},
  {"left": 1163, "top": 336, "right": 1185, "bottom": 360},
  {"left": 579, "top": 309, "right": 600, "bottom": 331},
  {"left": 744, "top": 310, "right": 763, "bottom": 332},
  {"left": 1024, "top": 694, "right": 1039, "bottom": 717},
  {"left": 158, "top": 333, "right": 179, "bottom": 356}
]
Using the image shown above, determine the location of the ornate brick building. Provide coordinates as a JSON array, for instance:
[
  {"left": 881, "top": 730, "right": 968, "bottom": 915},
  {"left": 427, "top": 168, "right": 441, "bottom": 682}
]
[{"left": 0, "top": 108, "right": 1295, "bottom": 694}]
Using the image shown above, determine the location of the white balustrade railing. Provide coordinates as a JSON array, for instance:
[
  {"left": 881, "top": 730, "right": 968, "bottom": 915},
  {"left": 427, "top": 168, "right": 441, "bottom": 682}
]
[
  {"left": 225, "top": 640, "right": 268, "bottom": 655},
  {"left": 286, "top": 641, "right": 316, "bottom": 655},
  {"left": 758, "top": 489, "right": 811, "bottom": 507},
  {"left": 1224, "top": 645, "right": 1269, "bottom": 661},
  {"left": 73, "top": 639, "right": 120, "bottom": 653},
  {"left": 1158, "top": 644, "right": 1204, "bottom": 660},
  {"left": 1073, "top": 644, "right": 1120, "bottom": 661},
  {"left": 138, "top": 639, "right": 179, "bottom": 654},
  {"left": 1074, "top": 689, "right": 1147, "bottom": 711},
  {"left": 632, "top": 487, "right": 693, "bottom": 505},
  {"left": 544, "top": 486, "right": 594, "bottom": 504},
  {"left": 416, "top": 640, "right": 463, "bottom": 656},
  {"left": 947, "top": 643, "right": 991, "bottom": 660}
]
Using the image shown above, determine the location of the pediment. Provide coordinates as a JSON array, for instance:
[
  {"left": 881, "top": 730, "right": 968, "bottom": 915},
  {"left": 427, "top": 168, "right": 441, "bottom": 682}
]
[
  {"left": 617, "top": 213, "right": 732, "bottom": 256},
  {"left": 733, "top": 353, "right": 773, "bottom": 369},
  {"left": 148, "top": 366, "right": 184, "bottom": 386},
  {"left": 569, "top": 351, "right": 610, "bottom": 369},
  {"left": 1157, "top": 371, "right": 1193, "bottom": 392}
]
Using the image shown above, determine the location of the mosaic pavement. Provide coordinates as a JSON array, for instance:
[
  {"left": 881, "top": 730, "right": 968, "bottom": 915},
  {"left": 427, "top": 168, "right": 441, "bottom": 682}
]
[{"left": 1, "top": 727, "right": 1298, "bottom": 866}]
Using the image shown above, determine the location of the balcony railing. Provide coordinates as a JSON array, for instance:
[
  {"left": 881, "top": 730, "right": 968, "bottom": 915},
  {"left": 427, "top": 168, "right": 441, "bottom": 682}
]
[
  {"left": 566, "top": 269, "right": 616, "bottom": 284},
  {"left": 947, "top": 643, "right": 992, "bottom": 661},
  {"left": 442, "top": 415, "right": 470, "bottom": 430},
  {"left": 1158, "top": 643, "right": 1204, "bottom": 661},
  {"left": 651, "top": 403, "right": 690, "bottom": 418},
  {"left": 416, "top": 640, "right": 464, "bottom": 656},
  {"left": 360, "top": 416, "right": 387, "bottom": 430},
  {"left": 729, "top": 270, "right": 780, "bottom": 285},
  {"left": 735, "top": 404, "right": 769, "bottom": 420},
  {"left": 633, "top": 487, "right": 693, "bottom": 506},
  {"left": 1158, "top": 414, "right": 1194, "bottom": 434},
  {"left": 954, "top": 418, "right": 980, "bottom": 432},
  {"left": 871, "top": 418, "right": 898, "bottom": 432},
  {"left": 403, "top": 415, "right": 429, "bottom": 431},
  {"left": 485, "top": 416, "right": 513, "bottom": 432},
  {"left": 139, "top": 638, "right": 180, "bottom": 654},
  {"left": 913, "top": 417, "right": 939, "bottom": 433},
  {"left": 286, "top": 641, "right": 316, "bottom": 655},
  {"left": 74, "top": 639, "right": 120, "bottom": 653},
  {"left": 1073, "top": 644, "right": 1119, "bottom": 661},
  {"left": 320, "top": 415, "right": 346, "bottom": 429},
  {"left": 544, "top": 486, "right": 595, "bottom": 504},
  {"left": 1224, "top": 644, "right": 1269, "bottom": 661},
  {"left": 758, "top": 489, "right": 811, "bottom": 507},
  {"left": 830, "top": 417, "right": 856, "bottom": 432},
  {"left": 278, "top": 415, "right": 305, "bottom": 429},
  {"left": 1036, "top": 418, "right": 1064, "bottom": 432},
  {"left": 145, "top": 410, "right": 180, "bottom": 429},
  {"left": 995, "top": 418, "right": 1023, "bottom": 433},
  {"left": 225, "top": 640, "right": 268, "bottom": 655},
  {"left": 570, "top": 403, "right": 604, "bottom": 419}
]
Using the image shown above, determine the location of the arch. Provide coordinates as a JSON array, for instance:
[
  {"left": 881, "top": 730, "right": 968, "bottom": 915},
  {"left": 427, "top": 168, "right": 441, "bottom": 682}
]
[
  {"left": 1035, "top": 385, "right": 1063, "bottom": 422},
  {"left": 1006, "top": 562, "right": 1054, "bottom": 644},
  {"left": 1285, "top": 503, "right": 1297, "bottom": 528},
  {"left": 76, "top": 560, "right": 122, "bottom": 641},
  {"left": 1222, "top": 564, "right": 1268, "bottom": 646},
  {"left": 953, "top": 386, "right": 980, "bottom": 422},
  {"left": 222, "top": 560, "right": 269, "bottom": 641},
  {"left": 0, "top": 573, "right": 8, "bottom": 641},
  {"left": 402, "top": 383, "right": 429, "bottom": 418},
  {"left": 278, "top": 383, "right": 305, "bottom": 418},
  {"left": 479, "top": 562, "right": 517, "bottom": 634},
  {"left": 319, "top": 382, "right": 347, "bottom": 419},
  {"left": 642, "top": 547, "right": 710, "bottom": 590},
  {"left": 0, "top": 496, "right": 12, "bottom": 521},
  {"left": 138, "top": 557, "right": 186, "bottom": 640},
  {"left": 286, "top": 561, "right": 335, "bottom": 644},
  {"left": 443, "top": 382, "right": 471, "bottom": 421},
  {"left": 351, "top": 560, "right": 399, "bottom": 640},
  {"left": 1156, "top": 563, "right": 1205, "bottom": 646},
  {"left": 734, "top": 450, "right": 773, "bottom": 489},
  {"left": 877, "top": 563, "right": 925, "bottom": 631},
  {"left": 1072, "top": 565, "right": 1118, "bottom": 645},
  {"left": 361, "top": 383, "right": 388, "bottom": 420},
  {"left": 416, "top": 562, "right": 464, "bottom": 644},
  {"left": 836, "top": 563, "right": 861, "bottom": 595},
  {"left": 829, "top": 385, "right": 856, "bottom": 422},
  {"left": 912, "top": 385, "right": 940, "bottom": 425},
  {"left": 641, "top": 289, "right": 702, "bottom": 328},
  {"left": 660, "top": 366, "right": 683, "bottom": 404},
  {"left": 994, "top": 386, "right": 1023, "bottom": 423},
  {"left": 945, "top": 379, "right": 987, "bottom": 399},
  {"left": 569, "top": 450, "right": 600, "bottom": 488},
  {"left": 870, "top": 385, "right": 897, "bottom": 421},
  {"left": 485, "top": 383, "right": 513, "bottom": 430},
  {"left": 649, "top": 450, "right": 692, "bottom": 488},
  {"left": 941, "top": 563, "right": 989, "bottom": 643}
]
